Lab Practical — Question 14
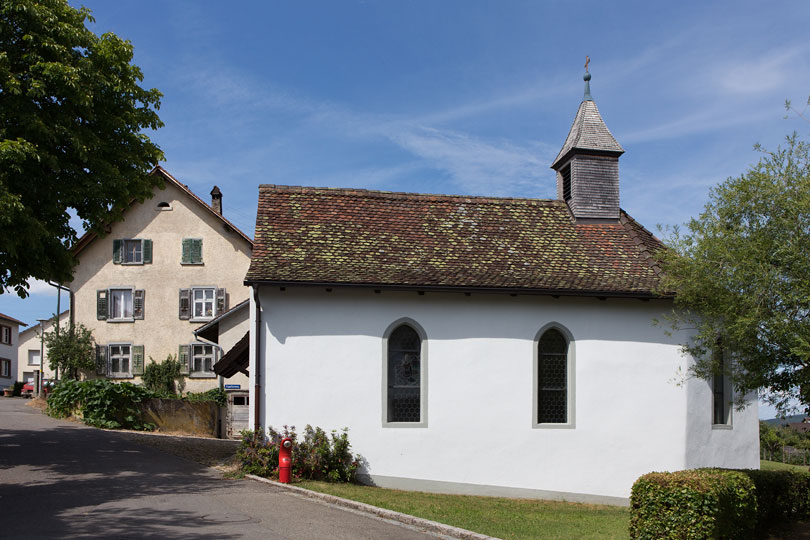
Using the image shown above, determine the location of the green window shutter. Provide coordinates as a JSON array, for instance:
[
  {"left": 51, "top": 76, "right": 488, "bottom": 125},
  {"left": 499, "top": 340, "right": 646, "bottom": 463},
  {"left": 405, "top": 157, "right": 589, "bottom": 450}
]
[
  {"left": 179, "top": 345, "right": 190, "bottom": 375},
  {"left": 216, "top": 288, "right": 227, "bottom": 316},
  {"left": 95, "top": 345, "right": 108, "bottom": 376},
  {"left": 179, "top": 289, "right": 190, "bottom": 320},
  {"left": 192, "top": 239, "right": 203, "bottom": 264},
  {"left": 132, "top": 345, "right": 145, "bottom": 376},
  {"left": 97, "top": 290, "right": 108, "bottom": 320},
  {"left": 113, "top": 240, "right": 122, "bottom": 264},
  {"left": 181, "top": 238, "right": 192, "bottom": 264},
  {"left": 133, "top": 290, "right": 145, "bottom": 320},
  {"left": 143, "top": 240, "right": 152, "bottom": 264}
]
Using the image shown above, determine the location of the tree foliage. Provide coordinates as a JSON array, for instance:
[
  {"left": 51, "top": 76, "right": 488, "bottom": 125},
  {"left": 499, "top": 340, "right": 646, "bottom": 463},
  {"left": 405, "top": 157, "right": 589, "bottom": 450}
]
[
  {"left": 0, "top": 0, "right": 164, "bottom": 297},
  {"left": 659, "top": 133, "right": 810, "bottom": 413},
  {"left": 42, "top": 318, "right": 95, "bottom": 379}
]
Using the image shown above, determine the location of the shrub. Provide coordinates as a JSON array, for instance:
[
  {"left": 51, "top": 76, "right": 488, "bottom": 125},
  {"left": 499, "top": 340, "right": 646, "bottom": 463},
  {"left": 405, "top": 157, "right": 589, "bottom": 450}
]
[
  {"left": 185, "top": 388, "right": 226, "bottom": 407},
  {"left": 629, "top": 469, "right": 757, "bottom": 539},
  {"left": 46, "top": 379, "right": 156, "bottom": 430},
  {"left": 737, "top": 469, "right": 810, "bottom": 529},
  {"left": 142, "top": 355, "right": 185, "bottom": 395},
  {"left": 237, "top": 424, "right": 361, "bottom": 483}
]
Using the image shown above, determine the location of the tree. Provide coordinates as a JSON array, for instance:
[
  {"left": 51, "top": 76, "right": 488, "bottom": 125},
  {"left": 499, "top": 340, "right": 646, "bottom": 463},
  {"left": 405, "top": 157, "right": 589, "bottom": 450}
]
[
  {"left": 659, "top": 133, "right": 810, "bottom": 414},
  {"left": 42, "top": 318, "right": 95, "bottom": 379},
  {"left": 0, "top": 0, "right": 164, "bottom": 297}
]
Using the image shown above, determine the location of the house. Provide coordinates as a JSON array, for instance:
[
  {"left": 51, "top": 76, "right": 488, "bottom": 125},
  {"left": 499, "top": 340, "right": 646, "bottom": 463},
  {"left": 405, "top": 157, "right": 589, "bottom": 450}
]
[
  {"left": 244, "top": 73, "right": 759, "bottom": 504},
  {"left": 16, "top": 310, "right": 70, "bottom": 384},
  {"left": 0, "top": 313, "right": 25, "bottom": 389},
  {"left": 67, "top": 166, "right": 253, "bottom": 392}
]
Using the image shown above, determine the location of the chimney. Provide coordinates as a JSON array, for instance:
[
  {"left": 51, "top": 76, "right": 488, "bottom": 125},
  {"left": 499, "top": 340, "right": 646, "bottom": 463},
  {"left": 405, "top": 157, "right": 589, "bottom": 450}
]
[{"left": 210, "top": 186, "right": 222, "bottom": 215}]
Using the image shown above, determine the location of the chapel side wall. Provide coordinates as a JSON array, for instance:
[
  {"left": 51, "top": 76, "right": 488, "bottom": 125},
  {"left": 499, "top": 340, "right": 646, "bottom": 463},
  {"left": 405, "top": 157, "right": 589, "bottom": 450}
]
[
  {"left": 685, "top": 378, "right": 760, "bottom": 469},
  {"left": 69, "top": 182, "right": 252, "bottom": 392},
  {"left": 257, "top": 287, "right": 699, "bottom": 501}
]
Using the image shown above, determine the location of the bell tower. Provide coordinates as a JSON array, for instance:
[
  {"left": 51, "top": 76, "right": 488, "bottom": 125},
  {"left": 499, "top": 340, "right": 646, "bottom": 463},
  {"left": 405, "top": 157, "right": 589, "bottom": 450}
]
[{"left": 551, "top": 60, "right": 624, "bottom": 222}]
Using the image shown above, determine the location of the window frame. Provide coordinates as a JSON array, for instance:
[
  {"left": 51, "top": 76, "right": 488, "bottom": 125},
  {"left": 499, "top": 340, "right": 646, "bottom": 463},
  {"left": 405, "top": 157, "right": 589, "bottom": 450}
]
[
  {"left": 28, "top": 349, "right": 41, "bottom": 366},
  {"left": 190, "top": 287, "right": 217, "bottom": 322},
  {"left": 107, "top": 343, "right": 133, "bottom": 379},
  {"left": 122, "top": 239, "right": 143, "bottom": 265},
  {"left": 189, "top": 342, "right": 218, "bottom": 378},
  {"left": 381, "top": 318, "right": 428, "bottom": 428},
  {"left": 108, "top": 287, "right": 135, "bottom": 322},
  {"left": 181, "top": 238, "right": 204, "bottom": 265},
  {"left": 532, "top": 323, "right": 576, "bottom": 429},
  {"left": 0, "top": 358, "right": 10, "bottom": 378},
  {"left": 711, "top": 351, "right": 733, "bottom": 429},
  {"left": 0, "top": 324, "right": 11, "bottom": 345}
]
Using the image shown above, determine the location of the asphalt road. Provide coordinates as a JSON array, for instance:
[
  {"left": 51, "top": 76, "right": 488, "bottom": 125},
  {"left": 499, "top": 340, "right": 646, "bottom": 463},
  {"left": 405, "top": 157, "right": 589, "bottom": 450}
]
[{"left": 0, "top": 398, "right": 441, "bottom": 540}]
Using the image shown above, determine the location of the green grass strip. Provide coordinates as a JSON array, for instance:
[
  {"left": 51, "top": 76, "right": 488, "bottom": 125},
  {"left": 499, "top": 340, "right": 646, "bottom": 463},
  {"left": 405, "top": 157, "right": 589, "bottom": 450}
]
[
  {"left": 296, "top": 480, "right": 629, "bottom": 540},
  {"left": 760, "top": 459, "right": 810, "bottom": 472}
]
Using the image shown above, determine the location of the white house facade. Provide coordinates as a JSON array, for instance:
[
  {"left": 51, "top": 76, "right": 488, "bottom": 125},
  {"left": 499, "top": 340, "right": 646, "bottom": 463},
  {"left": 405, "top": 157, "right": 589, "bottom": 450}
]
[
  {"left": 244, "top": 73, "right": 759, "bottom": 504},
  {"left": 0, "top": 313, "right": 25, "bottom": 389}
]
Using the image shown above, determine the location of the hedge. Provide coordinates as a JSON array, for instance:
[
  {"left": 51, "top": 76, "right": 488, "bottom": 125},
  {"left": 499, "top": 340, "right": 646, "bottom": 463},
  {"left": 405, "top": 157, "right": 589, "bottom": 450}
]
[{"left": 630, "top": 468, "right": 810, "bottom": 539}]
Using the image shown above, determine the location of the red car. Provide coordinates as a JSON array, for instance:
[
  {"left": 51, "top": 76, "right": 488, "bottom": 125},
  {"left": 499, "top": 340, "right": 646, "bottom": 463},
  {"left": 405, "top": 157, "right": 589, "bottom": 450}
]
[{"left": 22, "top": 379, "right": 53, "bottom": 397}]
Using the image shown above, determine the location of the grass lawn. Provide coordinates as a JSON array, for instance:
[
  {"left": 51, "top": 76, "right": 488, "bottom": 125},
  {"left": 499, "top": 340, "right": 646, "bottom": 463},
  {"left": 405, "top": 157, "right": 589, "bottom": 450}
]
[
  {"left": 760, "top": 459, "right": 810, "bottom": 472},
  {"left": 296, "top": 480, "right": 630, "bottom": 540}
]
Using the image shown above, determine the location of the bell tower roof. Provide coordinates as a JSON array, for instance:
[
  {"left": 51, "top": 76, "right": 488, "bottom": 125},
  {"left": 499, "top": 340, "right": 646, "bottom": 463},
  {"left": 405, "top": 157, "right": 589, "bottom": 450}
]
[{"left": 551, "top": 68, "right": 623, "bottom": 171}]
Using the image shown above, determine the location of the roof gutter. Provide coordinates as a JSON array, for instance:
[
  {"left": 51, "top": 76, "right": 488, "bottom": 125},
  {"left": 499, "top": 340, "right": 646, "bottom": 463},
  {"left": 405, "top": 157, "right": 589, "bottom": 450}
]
[
  {"left": 243, "top": 279, "right": 673, "bottom": 300},
  {"left": 252, "top": 285, "right": 262, "bottom": 433}
]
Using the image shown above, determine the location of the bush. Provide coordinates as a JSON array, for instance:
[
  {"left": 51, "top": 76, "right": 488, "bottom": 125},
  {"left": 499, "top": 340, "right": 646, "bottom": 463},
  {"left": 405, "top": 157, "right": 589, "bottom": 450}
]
[
  {"left": 630, "top": 469, "right": 757, "bottom": 539},
  {"left": 237, "top": 425, "right": 361, "bottom": 482},
  {"left": 46, "top": 379, "right": 156, "bottom": 430},
  {"left": 185, "top": 388, "right": 226, "bottom": 407},
  {"left": 738, "top": 469, "right": 810, "bottom": 529},
  {"left": 142, "top": 355, "right": 185, "bottom": 395}
]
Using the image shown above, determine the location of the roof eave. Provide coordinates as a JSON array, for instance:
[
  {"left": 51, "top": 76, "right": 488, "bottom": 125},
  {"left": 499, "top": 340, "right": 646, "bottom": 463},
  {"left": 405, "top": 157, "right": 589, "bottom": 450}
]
[
  {"left": 243, "top": 279, "right": 672, "bottom": 300},
  {"left": 550, "top": 147, "right": 625, "bottom": 171}
]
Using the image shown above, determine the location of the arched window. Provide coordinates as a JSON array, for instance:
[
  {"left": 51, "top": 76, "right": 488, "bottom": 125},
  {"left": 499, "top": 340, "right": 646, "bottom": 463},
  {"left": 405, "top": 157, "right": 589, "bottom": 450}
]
[
  {"left": 536, "top": 326, "right": 573, "bottom": 426},
  {"left": 385, "top": 322, "right": 425, "bottom": 424}
]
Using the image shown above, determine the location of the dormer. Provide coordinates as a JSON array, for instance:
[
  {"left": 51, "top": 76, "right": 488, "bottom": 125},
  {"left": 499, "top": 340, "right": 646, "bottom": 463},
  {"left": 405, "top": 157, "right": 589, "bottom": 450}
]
[{"left": 551, "top": 66, "right": 624, "bottom": 222}]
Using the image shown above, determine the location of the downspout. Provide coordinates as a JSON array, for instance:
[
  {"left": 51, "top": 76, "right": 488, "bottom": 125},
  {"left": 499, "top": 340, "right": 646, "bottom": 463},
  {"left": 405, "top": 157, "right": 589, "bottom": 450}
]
[{"left": 253, "top": 285, "right": 262, "bottom": 433}]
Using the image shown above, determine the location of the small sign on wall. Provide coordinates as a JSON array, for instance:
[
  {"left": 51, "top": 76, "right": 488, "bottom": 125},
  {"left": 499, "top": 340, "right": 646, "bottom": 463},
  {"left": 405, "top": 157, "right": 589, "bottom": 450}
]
[{"left": 224, "top": 384, "right": 241, "bottom": 389}]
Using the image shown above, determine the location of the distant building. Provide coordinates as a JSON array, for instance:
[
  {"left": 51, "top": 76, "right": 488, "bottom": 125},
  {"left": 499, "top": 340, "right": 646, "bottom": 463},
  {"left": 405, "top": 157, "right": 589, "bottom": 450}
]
[
  {"left": 0, "top": 313, "right": 26, "bottom": 389},
  {"left": 16, "top": 310, "right": 69, "bottom": 384}
]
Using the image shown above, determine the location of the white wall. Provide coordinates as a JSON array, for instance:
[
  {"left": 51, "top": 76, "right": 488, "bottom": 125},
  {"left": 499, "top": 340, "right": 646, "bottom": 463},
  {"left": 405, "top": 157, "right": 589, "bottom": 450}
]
[
  {"left": 0, "top": 320, "right": 20, "bottom": 388},
  {"left": 251, "top": 287, "right": 759, "bottom": 502}
]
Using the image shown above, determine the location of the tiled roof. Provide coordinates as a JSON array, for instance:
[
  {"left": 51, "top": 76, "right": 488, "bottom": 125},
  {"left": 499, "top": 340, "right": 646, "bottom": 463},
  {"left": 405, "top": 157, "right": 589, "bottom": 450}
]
[
  {"left": 246, "top": 186, "right": 667, "bottom": 297},
  {"left": 551, "top": 99, "right": 624, "bottom": 169},
  {"left": 0, "top": 313, "right": 26, "bottom": 326}
]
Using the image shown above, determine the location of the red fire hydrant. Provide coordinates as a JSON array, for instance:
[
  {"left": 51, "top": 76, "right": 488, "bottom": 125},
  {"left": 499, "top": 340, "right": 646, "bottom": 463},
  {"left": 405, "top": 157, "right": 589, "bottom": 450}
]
[{"left": 279, "top": 437, "right": 292, "bottom": 484}]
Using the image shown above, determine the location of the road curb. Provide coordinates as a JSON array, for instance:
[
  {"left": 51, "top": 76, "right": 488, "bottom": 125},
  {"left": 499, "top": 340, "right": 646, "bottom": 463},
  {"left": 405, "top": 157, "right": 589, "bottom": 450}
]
[{"left": 246, "top": 474, "right": 500, "bottom": 540}]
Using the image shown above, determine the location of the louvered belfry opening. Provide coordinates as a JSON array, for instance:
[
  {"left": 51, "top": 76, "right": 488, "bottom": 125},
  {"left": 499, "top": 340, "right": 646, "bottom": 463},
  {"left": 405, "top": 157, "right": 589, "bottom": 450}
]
[
  {"left": 551, "top": 69, "right": 624, "bottom": 222},
  {"left": 387, "top": 325, "right": 421, "bottom": 422}
]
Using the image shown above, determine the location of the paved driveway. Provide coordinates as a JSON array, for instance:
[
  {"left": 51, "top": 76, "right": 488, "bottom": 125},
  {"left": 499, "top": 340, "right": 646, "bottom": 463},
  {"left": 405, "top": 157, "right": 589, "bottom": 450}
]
[{"left": 0, "top": 398, "right": 439, "bottom": 540}]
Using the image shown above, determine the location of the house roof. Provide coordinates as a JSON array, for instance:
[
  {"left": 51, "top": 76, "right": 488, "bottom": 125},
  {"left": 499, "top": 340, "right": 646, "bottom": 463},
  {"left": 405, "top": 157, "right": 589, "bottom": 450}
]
[
  {"left": 246, "top": 185, "right": 668, "bottom": 297},
  {"left": 194, "top": 300, "right": 248, "bottom": 343},
  {"left": 71, "top": 166, "right": 253, "bottom": 256},
  {"left": 0, "top": 313, "right": 26, "bottom": 327},
  {"left": 213, "top": 331, "right": 249, "bottom": 378},
  {"left": 551, "top": 98, "right": 624, "bottom": 170},
  {"left": 19, "top": 310, "right": 69, "bottom": 335}
]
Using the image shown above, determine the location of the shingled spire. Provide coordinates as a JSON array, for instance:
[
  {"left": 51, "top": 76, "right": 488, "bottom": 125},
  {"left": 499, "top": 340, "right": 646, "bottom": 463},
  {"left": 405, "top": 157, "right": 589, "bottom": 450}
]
[{"left": 551, "top": 61, "right": 624, "bottom": 222}]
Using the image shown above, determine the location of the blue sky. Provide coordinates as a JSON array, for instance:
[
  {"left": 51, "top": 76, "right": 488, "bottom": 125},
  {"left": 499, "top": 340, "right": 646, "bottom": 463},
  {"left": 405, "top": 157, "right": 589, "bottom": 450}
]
[{"left": 3, "top": 0, "right": 810, "bottom": 417}]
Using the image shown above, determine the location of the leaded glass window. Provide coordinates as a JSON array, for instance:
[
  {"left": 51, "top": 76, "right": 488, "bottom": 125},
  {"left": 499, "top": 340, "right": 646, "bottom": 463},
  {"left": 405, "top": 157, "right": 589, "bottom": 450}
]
[
  {"left": 387, "top": 325, "right": 421, "bottom": 422},
  {"left": 538, "top": 328, "right": 568, "bottom": 423}
]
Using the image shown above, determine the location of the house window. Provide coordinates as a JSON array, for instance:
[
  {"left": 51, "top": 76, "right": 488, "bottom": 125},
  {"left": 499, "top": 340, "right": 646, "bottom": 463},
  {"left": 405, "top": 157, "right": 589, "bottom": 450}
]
[
  {"left": 193, "top": 288, "right": 215, "bottom": 319},
  {"left": 534, "top": 325, "right": 575, "bottom": 428},
  {"left": 110, "top": 289, "right": 134, "bottom": 320},
  {"left": 712, "top": 352, "right": 732, "bottom": 427},
  {"left": 0, "top": 325, "right": 11, "bottom": 345},
  {"left": 0, "top": 358, "right": 10, "bottom": 378},
  {"left": 108, "top": 344, "right": 131, "bottom": 378},
  {"left": 191, "top": 344, "right": 216, "bottom": 376},
  {"left": 156, "top": 201, "right": 172, "bottom": 211},
  {"left": 182, "top": 238, "right": 203, "bottom": 265},
  {"left": 383, "top": 320, "right": 427, "bottom": 426},
  {"left": 113, "top": 239, "right": 152, "bottom": 265},
  {"left": 28, "top": 350, "right": 41, "bottom": 366}
]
